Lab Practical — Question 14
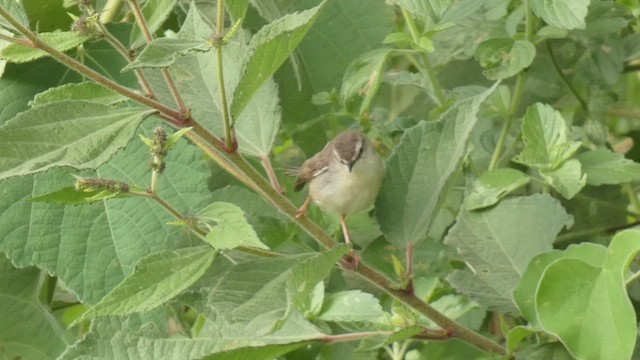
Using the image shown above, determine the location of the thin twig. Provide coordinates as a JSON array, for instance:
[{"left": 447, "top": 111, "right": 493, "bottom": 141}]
[
  {"left": 260, "top": 154, "right": 284, "bottom": 194},
  {"left": 93, "top": 16, "right": 157, "bottom": 99},
  {"left": 0, "top": 32, "right": 32, "bottom": 46},
  {"left": 214, "top": 0, "right": 236, "bottom": 151},
  {"left": 546, "top": 40, "right": 588, "bottom": 112},
  {"left": 0, "top": 6, "right": 183, "bottom": 121},
  {"left": 127, "top": 0, "right": 188, "bottom": 118}
]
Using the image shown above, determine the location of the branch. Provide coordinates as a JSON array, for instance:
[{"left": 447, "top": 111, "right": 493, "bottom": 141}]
[
  {"left": 127, "top": 0, "right": 189, "bottom": 118},
  {"left": 213, "top": 0, "right": 236, "bottom": 152},
  {"left": 0, "top": 6, "right": 183, "bottom": 121},
  {"left": 187, "top": 123, "right": 507, "bottom": 356}
]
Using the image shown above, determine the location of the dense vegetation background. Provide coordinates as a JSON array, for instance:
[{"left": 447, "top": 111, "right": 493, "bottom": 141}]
[{"left": 2, "top": 0, "right": 640, "bottom": 359}]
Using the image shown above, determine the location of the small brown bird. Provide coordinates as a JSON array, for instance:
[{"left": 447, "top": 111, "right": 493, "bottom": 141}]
[{"left": 295, "top": 130, "right": 386, "bottom": 244}]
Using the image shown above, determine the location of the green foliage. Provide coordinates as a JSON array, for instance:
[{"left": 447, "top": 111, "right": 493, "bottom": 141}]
[
  {"left": 80, "top": 246, "right": 216, "bottom": 320},
  {"left": 0, "top": 101, "right": 155, "bottom": 180},
  {"left": 1, "top": 32, "right": 91, "bottom": 63},
  {"left": 515, "top": 230, "right": 640, "bottom": 360},
  {"left": 376, "top": 84, "right": 497, "bottom": 248},
  {"left": 2, "top": 0, "right": 640, "bottom": 359}
]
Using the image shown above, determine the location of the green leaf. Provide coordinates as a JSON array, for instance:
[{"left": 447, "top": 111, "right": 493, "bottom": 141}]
[
  {"left": 0, "top": 58, "right": 82, "bottom": 123},
  {"left": 0, "top": 256, "right": 70, "bottom": 360},
  {"left": 539, "top": 159, "right": 586, "bottom": 199},
  {"left": 514, "top": 243, "right": 607, "bottom": 328},
  {"left": 534, "top": 230, "right": 640, "bottom": 360},
  {"left": 0, "top": 0, "right": 29, "bottom": 32},
  {"left": 390, "top": 0, "right": 438, "bottom": 23},
  {"left": 30, "top": 186, "right": 130, "bottom": 205},
  {"left": 0, "top": 124, "right": 215, "bottom": 304},
  {"left": 145, "top": 7, "right": 281, "bottom": 157},
  {"left": 79, "top": 246, "right": 216, "bottom": 320},
  {"left": 506, "top": 326, "right": 534, "bottom": 354},
  {"left": 529, "top": 0, "right": 589, "bottom": 30},
  {"left": 123, "top": 38, "right": 209, "bottom": 71},
  {"left": 129, "top": 0, "right": 178, "bottom": 49},
  {"left": 383, "top": 32, "right": 413, "bottom": 45},
  {"left": 340, "top": 48, "right": 393, "bottom": 117},
  {"left": 317, "top": 290, "right": 385, "bottom": 323},
  {"left": 444, "top": 194, "right": 572, "bottom": 312},
  {"left": 201, "top": 246, "right": 348, "bottom": 336},
  {"left": 1, "top": 31, "right": 91, "bottom": 63},
  {"left": 226, "top": 0, "right": 250, "bottom": 22},
  {"left": 513, "top": 103, "right": 581, "bottom": 169},
  {"left": 576, "top": 150, "right": 640, "bottom": 186},
  {"left": 464, "top": 168, "right": 530, "bottom": 210},
  {"left": 475, "top": 38, "right": 536, "bottom": 80},
  {"left": 0, "top": 101, "right": 154, "bottom": 180},
  {"left": 230, "top": 1, "right": 325, "bottom": 119},
  {"left": 376, "top": 83, "right": 498, "bottom": 247},
  {"left": 200, "top": 343, "right": 310, "bottom": 360},
  {"left": 199, "top": 202, "right": 269, "bottom": 250},
  {"left": 31, "top": 82, "right": 126, "bottom": 106}
]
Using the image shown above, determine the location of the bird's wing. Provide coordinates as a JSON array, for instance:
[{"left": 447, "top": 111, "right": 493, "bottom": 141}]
[{"left": 294, "top": 153, "right": 329, "bottom": 192}]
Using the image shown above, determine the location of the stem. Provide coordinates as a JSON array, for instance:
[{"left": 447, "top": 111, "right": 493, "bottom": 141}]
[
  {"left": 546, "top": 40, "right": 588, "bottom": 112},
  {"left": 260, "top": 154, "right": 284, "bottom": 194},
  {"left": 626, "top": 270, "right": 640, "bottom": 286},
  {"left": 94, "top": 18, "right": 157, "bottom": 99},
  {"left": 0, "top": 6, "right": 183, "bottom": 120},
  {"left": 405, "top": 243, "right": 414, "bottom": 294},
  {"left": 488, "top": 3, "right": 531, "bottom": 170},
  {"left": 0, "top": 32, "right": 32, "bottom": 46},
  {"left": 488, "top": 73, "right": 524, "bottom": 170},
  {"left": 100, "top": 0, "right": 124, "bottom": 24},
  {"left": 214, "top": 0, "right": 236, "bottom": 151},
  {"left": 127, "top": 0, "right": 188, "bottom": 117},
  {"left": 186, "top": 114, "right": 506, "bottom": 355},
  {"left": 605, "top": 108, "right": 640, "bottom": 120},
  {"left": 133, "top": 190, "right": 278, "bottom": 258},
  {"left": 623, "top": 183, "right": 640, "bottom": 215},
  {"left": 357, "top": 264, "right": 505, "bottom": 354},
  {"left": 0, "top": 5, "right": 506, "bottom": 354},
  {"left": 400, "top": 7, "right": 445, "bottom": 106}
]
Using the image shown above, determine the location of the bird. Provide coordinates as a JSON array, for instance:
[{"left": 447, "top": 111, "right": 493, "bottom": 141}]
[{"left": 294, "top": 130, "right": 386, "bottom": 244}]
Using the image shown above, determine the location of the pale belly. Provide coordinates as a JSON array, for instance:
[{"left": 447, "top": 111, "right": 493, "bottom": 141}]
[{"left": 308, "top": 154, "right": 385, "bottom": 214}]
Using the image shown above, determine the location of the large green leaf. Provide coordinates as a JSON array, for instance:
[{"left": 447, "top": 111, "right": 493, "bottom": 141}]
[
  {"left": 144, "top": 6, "right": 281, "bottom": 157},
  {"left": 529, "top": 0, "right": 589, "bottom": 30},
  {"left": 317, "top": 290, "right": 385, "bottom": 323},
  {"left": 31, "top": 82, "right": 126, "bottom": 106},
  {"left": 0, "top": 0, "right": 29, "bottom": 32},
  {"left": 532, "top": 230, "right": 640, "bottom": 360},
  {"left": 199, "top": 246, "right": 348, "bottom": 337},
  {"left": 129, "top": 0, "right": 178, "bottom": 49},
  {"left": 60, "top": 311, "right": 317, "bottom": 359},
  {"left": 576, "top": 149, "right": 640, "bottom": 186},
  {"left": 514, "top": 103, "right": 581, "bottom": 169},
  {"left": 80, "top": 246, "right": 216, "bottom": 320},
  {"left": 514, "top": 243, "right": 607, "bottom": 328},
  {"left": 376, "top": 83, "right": 498, "bottom": 247},
  {"left": 0, "top": 58, "right": 81, "bottom": 123},
  {"left": 0, "top": 256, "right": 70, "bottom": 360},
  {"left": 0, "top": 101, "right": 154, "bottom": 180},
  {"left": 539, "top": 159, "right": 586, "bottom": 199},
  {"left": 1, "top": 31, "right": 91, "bottom": 63},
  {"left": 231, "top": 1, "right": 325, "bottom": 119},
  {"left": 0, "top": 125, "right": 213, "bottom": 304},
  {"left": 444, "top": 194, "right": 572, "bottom": 312}
]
